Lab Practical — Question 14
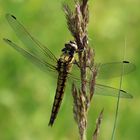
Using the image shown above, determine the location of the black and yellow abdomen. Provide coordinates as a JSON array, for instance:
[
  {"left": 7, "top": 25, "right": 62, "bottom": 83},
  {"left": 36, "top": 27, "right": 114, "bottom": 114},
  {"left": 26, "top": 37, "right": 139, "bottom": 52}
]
[
  {"left": 49, "top": 67, "right": 67, "bottom": 125},
  {"left": 48, "top": 58, "right": 73, "bottom": 126}
]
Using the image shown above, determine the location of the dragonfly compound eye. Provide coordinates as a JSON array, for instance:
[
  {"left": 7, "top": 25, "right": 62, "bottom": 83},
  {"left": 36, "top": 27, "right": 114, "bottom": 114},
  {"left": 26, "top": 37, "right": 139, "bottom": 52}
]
[
  {"left": 61, "top": 48, "right": 66, "bottom": 53},
  {"left": 68, "top": 50, "right": 74, "bottom": 56}
]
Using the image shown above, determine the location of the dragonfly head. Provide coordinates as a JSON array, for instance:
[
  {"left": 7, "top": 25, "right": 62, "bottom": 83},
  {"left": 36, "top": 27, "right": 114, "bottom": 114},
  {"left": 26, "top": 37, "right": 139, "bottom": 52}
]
[{"left": 62, "top": 41, "right": 77, "bottom": 56}]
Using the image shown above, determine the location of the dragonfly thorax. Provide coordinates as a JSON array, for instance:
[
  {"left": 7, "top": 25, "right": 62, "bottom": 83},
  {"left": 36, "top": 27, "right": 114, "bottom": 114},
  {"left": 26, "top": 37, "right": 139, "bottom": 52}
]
[
  {"left": 61, "top": 41, "right": 77, "bottom": 57},
  {"left": 56, "top": 41, "right": 77, "bottom": 72}
]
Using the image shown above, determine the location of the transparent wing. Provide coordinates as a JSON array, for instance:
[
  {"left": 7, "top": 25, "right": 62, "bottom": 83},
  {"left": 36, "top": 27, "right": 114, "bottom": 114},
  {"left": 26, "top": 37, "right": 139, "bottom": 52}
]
[
  {"left": 3, "top": 39, "right": 57, "bottom": 73},
  {"left": 5, "top": 13, "right": 57, "bottom": 66},
  {"left": 97, "top": 61, "right": 135, "bottom": 79},
  {"left": 95, "top": 84, "right": 133, "bottom": 99},
  {"left": 69, "top": 61, "right": 135, "bottom": 80},
  {"left": 68, "top": 61, "right": 134, "bottom": 99}
]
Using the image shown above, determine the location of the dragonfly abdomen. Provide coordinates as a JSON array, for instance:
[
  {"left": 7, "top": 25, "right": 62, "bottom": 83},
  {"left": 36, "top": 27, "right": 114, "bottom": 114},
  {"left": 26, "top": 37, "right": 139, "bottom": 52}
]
[
  {"left": 48, "top": 63, "right": 69, "bottom": 126},
  {"left": 48, "top": 41, "right": 77, "bottom": 126}
]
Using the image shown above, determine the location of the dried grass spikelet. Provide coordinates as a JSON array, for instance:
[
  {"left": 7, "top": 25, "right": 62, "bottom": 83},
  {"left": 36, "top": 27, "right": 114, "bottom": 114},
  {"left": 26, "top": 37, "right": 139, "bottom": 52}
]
[
  {"left": 71, "top": 51, "right": 98, "bottom": 140},
  {"left": 65, "top": 0, "right": 104, "bottom": 140},
  {"left": 71, "top": 62, "right": 97, "bottom": 140},
  {"left": 72, "top": 83, "right": 88, "bottom": 140},
  {"left": 63, "top": 0, "right": 89, "bottom": 50},
  {"left": 93, "top": 109, "right": 104, "bottom": 140}
]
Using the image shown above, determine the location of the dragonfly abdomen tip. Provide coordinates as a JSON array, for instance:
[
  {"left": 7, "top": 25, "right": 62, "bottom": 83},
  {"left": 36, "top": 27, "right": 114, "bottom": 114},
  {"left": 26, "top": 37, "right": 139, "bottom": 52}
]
[{"left": 48, "top": 118, "right": 54, "bottom": 127}]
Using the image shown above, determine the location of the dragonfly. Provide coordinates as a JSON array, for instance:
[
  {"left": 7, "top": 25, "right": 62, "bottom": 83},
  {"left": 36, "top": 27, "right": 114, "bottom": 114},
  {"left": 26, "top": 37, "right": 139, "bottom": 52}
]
[{"left": 3, "top": 14, "right": 135, "bottom": 126}]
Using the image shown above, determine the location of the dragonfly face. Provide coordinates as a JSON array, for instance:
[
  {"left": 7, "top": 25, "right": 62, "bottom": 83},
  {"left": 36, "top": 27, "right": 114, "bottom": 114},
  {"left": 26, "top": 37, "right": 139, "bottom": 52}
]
[
  {"left": 3, "top": 14, "right": 135, "bottom": 126},
  {"left": 59, "top": 41, "right": 77, "bottom": 64},
  {"left": 62, "top": 41, "right": 77, "bottom": 56}
]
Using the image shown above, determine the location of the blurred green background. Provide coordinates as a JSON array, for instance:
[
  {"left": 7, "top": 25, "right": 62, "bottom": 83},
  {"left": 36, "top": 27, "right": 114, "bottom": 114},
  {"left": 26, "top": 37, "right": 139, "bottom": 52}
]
[{"left": 0, "top": 0, "right": 139, "bottom": 140}]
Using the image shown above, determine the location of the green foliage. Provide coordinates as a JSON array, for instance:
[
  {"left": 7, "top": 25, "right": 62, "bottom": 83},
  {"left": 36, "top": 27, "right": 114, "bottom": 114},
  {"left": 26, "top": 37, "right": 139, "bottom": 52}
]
[{"left": 0, "top": 0, "right": 139, "bottom": 140}]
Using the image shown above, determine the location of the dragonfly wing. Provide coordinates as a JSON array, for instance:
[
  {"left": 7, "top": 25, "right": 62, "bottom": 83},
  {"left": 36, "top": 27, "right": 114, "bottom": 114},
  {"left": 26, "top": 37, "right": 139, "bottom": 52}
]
[
  {"left": 3, "top": 38, "right": 57, "bottom": 73},
  {"left": 97, "top": 61, "right": 135, "bottom": 79},
  {"left": 67, "top": 63, "right": 133, "bottom": 99},
  {"left": 68, "top": 63, "right": 81, "bottom": 81},
  {"left": 95, "top": 83, "right": 133, "bottom": 99},
  {"left": 67, "top": 74, "right": 133, "bottom": 99},
  {"left": 69, "top": 61, "right": 135, "bottom": 82},
  {"left": 5, "top": 13, "right": 57, "bottom": 65}
]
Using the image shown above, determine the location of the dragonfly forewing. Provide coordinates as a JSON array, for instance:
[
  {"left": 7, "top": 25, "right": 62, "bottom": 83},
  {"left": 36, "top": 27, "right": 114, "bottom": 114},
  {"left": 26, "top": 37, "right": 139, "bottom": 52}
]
[
  {"left": 97, "top": 61, "right": 136, "bottom": 79},
  {"left": 70, "top": 61, "right": 135, "bottom": 81},
  {"left": 5, "top": 13, "right": 57, "bottom": 66}
]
